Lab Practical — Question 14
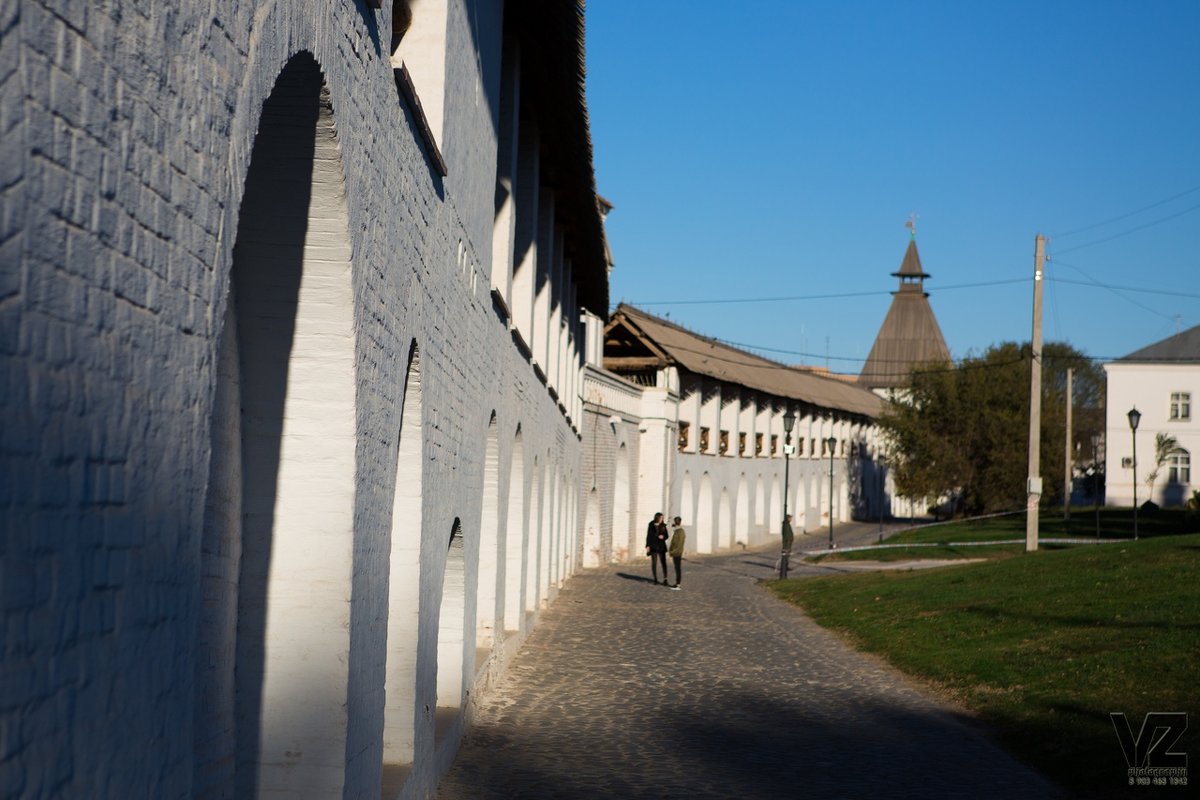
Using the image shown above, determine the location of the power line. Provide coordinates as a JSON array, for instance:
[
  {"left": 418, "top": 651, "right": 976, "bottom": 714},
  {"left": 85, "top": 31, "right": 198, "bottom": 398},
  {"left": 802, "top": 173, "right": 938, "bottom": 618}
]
[
  {"left": 628, "top": 278, "right": 1026, "bottom": 307},
  {"left": 628, "top": 273, "right": 1196, "bottom": 311},
  {"left": 620, "top": 264, "right": 1193, "bottom": 372},
  {"left": 631, "top": 289, "right": 883, "bottom": 307},
  {"left": 1051, "top": 200, "right": 1200, "bottom": 256},
  {"left": 1047, "top": 274, "right": 1200, "bottom": 300},
  {"left": 1049, "top": 259, "right": 1179, "bottom": 323},
  {"left": 1053, "top": 183, "right": 1200, "bottom": 238},
  {"left": 710, "top": 335, "right": 1107, "bottom": 372}
]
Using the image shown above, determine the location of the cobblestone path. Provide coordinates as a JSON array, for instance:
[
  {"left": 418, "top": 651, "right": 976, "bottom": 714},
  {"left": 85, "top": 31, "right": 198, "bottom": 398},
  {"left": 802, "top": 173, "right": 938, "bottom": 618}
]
[{"left": 438, "top": 524, "right": 1060, "bottom": 799}]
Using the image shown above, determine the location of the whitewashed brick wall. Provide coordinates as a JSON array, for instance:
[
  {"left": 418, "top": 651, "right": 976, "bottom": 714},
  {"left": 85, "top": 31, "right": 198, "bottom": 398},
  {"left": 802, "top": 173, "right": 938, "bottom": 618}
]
[{"left": 1, "top": 2, "right": 589, "bottom": 798}]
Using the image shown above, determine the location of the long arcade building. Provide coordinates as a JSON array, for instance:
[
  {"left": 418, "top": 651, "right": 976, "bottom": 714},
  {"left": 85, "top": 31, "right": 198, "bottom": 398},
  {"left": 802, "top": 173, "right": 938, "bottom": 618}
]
[
  {"left": 4, "top": 2, "right": 608, "bottom": 798},
  {"left": 585, "top": 305, "right": 888, "bottom": 564}
]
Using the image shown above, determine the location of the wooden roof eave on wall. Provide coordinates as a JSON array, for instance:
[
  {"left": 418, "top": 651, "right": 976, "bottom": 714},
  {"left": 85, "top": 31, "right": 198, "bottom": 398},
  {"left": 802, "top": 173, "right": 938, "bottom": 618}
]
[
  {"left": 602, "top": 312, "right": 672, "bottom": 371},
  {"left": 607, "top": 304, "right": 883, "bottom": 418},
  {"left": 508, "top": 1, "right": 608, "bottom": 317}
]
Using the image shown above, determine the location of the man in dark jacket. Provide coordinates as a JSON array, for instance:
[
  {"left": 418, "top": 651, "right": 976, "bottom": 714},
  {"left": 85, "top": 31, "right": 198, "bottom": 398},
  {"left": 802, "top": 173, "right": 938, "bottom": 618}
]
[
  {"left": 668, "top": 516, "right": 686, "bottom": 589},
  {"left": 645, "top": 512, "right": 669, "bottom": 585}
]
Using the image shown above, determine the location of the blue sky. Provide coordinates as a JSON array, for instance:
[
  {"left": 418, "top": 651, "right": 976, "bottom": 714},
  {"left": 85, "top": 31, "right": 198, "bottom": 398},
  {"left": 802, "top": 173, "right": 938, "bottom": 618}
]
[{"left": 584, "top": 1, "right": 1200, "bottom": 371}]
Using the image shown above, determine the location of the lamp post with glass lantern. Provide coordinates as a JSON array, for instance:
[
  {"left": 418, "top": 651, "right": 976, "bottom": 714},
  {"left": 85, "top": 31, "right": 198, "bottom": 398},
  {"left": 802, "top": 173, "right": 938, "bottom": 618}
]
[
  {"left": 826, "top": 435, "right": 837, "bottom": 549},
  {"left": 1128, "top": 407, "right": 1141, "bottom": 540},
  {"left": 779, "top": 409, "right": 796, "bottom": 579}
]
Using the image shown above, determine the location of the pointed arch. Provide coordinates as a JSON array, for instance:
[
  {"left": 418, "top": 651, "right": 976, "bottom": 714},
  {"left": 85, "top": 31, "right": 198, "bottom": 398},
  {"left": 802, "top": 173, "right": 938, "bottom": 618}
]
[
  {"left": 526, "top": 457, "right": 542, "bottom": 613},
  {"left": 613, "top": 444, "right": 632, "bottom": 559},
  {"left": 697, "top": 473, "right": 714, "bottom": 554},
  {"left": 554, "top": 467, "right": 567, "bottom": 585},
  {"left": 436, "top": 520, "right": 467, "bottom": 715},
  {"left": 718, "top": 488, "right": 732, "bottom": 549},
  {"left": 197, "top": 52, "right": 358, "bottom": 798},
  {"left": 540, "top": 465, "right": 556, "bottom": 597},
  {"left": 769, "top": 475, "right": 782, "bottom": 533},
  {"left": 381, "top": 340, "right": 424, "bottom": 789},
  {"left": 503, "top": 427, "right": 525, "bottom": 632},
  {"left": 754, "top": 475, "right": 766, "bottom": 527},
  {"left": 735, "top": 475, "right": 750, "bottom": 544},
  {"left": 565, "top": 475, "right": 578, "bottom": 577},
  {"left": 677, "top": 472, "right": 694, "bottom": 555},
  {"left": 584, "top": 488, "right": 601, "bottom": 567},
  {"left": 475, "top": 413, "right": 501, "bottom": 648}
]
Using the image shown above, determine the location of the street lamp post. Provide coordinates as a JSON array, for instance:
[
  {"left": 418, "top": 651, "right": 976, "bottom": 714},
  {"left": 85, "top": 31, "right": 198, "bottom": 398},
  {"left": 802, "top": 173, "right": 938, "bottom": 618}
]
[
  {"left": 1128, "top": 408, "right": 1141, "bottom": 541},
  {"left": 826, "top": 435, "right": 837, "bottom": 549},
  {"left": 1091, "top": 433, "right": 1101, "bottom": 540},
  {"left": 877, "top": 459, "right": 885, "bottom": 544},
  {"left": 780, "top": 410, "right": 796, "bottom": 579}
]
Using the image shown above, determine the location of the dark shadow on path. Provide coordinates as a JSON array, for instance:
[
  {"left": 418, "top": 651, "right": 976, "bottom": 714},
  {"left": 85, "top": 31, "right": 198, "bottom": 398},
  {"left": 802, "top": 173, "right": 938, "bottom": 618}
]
[{"left": 437, "top": 684, "right": 1066, "bottom": 800}]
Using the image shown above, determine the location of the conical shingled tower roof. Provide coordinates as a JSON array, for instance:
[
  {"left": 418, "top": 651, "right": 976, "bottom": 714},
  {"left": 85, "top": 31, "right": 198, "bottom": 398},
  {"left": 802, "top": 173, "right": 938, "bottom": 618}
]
[
  {"left": 858, "top": 239, "right": 951, "bottom": 389},
  {"left": 894, "top": 238, "right": 929, "bottom": 281}
]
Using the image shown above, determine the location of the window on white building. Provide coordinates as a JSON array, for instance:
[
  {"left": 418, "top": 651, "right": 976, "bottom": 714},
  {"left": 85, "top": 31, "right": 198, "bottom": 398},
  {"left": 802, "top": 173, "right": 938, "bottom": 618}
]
[
  {"left": 1169, "top": 392, "right": 1191, "bottom": 421},
  {"left": 1167, "top": 449, "right": 1190, "bottom": 485}
]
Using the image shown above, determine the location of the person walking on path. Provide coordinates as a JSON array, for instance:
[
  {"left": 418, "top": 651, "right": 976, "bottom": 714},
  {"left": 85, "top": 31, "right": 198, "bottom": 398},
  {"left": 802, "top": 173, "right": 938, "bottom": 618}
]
[
  {"left": 668, "top": 516, "right": 686, "bottom": 589},
  {"left": 645, "top": 512, "right": 669, "bottom": 585},
  {"left": 779, "top": 513, "right": 795, "bottom": 579}
]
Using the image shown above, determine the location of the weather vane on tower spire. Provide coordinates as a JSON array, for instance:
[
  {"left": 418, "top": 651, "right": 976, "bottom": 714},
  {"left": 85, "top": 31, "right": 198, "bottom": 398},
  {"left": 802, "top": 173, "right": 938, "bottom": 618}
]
[{"left": 905, "top": 212, "right": 919, "bottom": 239}]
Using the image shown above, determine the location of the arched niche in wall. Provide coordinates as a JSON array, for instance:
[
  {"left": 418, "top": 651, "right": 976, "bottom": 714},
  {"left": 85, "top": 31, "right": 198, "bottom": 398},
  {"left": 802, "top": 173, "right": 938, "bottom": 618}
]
[
  {"left": 435, "top": 519, "right": 467, "bottom": 738},
  {"left": 678, "top": 472, "right": 695, "bottom": 555},
  {"left": 769, "top": 475, "right": 782, "bottom": 534},
  {"left": 613, "top": 444, "right": 631, "bottom": 559},
  {"left": 718, "top": 488, "right": 732, "bottom": 550},
  {"left": 196, "top": 51, "right": 358, "bottom": 799},
  {"left": 381, "top": 340, "right": 424, "bottom": 795},
  {"left": 735, "top": 475, "right": 750, "bottom": 544},
  {"left": 755, "top": 475, "right": 766, "bottom": 527},
  {"left": 475, "top": 413, "right": 500, "bottom": 650},
  {"left": 583, "top": 488, "right": 601, "bottom": 568},
  {"left": 526, "top": 456, "right": 542, "bottom": 613},
  {"left": 502, "top": 427, "right": 525, "bottom": 632},
  {"left": 696, "top": 473, "right": 714, "bottom": 554}
]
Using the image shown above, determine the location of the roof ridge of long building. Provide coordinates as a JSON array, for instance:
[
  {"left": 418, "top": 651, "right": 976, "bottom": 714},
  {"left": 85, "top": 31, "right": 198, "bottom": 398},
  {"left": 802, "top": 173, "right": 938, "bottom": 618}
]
[
  {"left": 610, "top": 303, "right": 882, "bottom": 417},
  {"left": 615, "top": 302, "right": 792, "bottom": 369}
]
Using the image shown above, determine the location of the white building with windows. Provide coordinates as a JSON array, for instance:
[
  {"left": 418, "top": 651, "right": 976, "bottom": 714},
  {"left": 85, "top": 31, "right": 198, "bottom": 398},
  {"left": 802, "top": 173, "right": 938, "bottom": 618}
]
[{"left": 1103, "top": 326, "right": 1200, "bottom": 507}]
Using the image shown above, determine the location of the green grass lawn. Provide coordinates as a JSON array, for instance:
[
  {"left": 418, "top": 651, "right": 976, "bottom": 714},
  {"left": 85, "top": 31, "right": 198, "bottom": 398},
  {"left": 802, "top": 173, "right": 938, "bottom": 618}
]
[
  {"left": 806, "top": 508, "right": 1200, "bottom": 563},
  {"left": 770, "top": 534, "right": 1200, "bottom": 798},
  {"left": 887, "top": 508, "right": 1200, "bottom": 545},
  {"left": 806, "top": 542, "right": 1029, "bottom": 562}
]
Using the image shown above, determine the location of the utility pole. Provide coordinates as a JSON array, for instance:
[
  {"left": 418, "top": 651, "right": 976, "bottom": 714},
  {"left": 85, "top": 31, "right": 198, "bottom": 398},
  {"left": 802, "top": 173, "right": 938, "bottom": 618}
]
[
  {"left": 1064, "top": 368, "right": 1073, "bottom": 522},
  {"left": 1026, "top": 234, "right": 1045, "bottom": 552}
]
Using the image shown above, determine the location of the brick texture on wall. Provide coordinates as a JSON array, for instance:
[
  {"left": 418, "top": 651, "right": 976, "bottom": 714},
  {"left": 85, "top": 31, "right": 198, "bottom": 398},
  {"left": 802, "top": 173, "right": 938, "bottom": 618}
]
[{"left": 1, "top": 3, "right": 589, "bottom": 798}]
